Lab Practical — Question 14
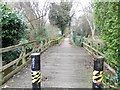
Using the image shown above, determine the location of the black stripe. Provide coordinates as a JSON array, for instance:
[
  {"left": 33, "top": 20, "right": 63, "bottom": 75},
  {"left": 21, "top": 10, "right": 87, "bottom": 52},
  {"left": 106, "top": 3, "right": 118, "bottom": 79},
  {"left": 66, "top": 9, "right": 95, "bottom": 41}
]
[
  {"left": 94, "top": 77, "right": 102, "bottom": 81},
  {"left": 32, "top": 75, "right": 41, "bottom": 80},
  {"left": 35, "top": 77, "right": 41, "bottom": 83},
  {"left": 36, "top": 72, "right": 41, "bottom": 75},
  {"left": 32, "top": 73, "right": 41, "bottom": 77},
  {"left": 94, "top": 71, "right": 103, "bottom": 76},
  {"left": 32, "top": 76, "right": 41, "bottom": 80}
]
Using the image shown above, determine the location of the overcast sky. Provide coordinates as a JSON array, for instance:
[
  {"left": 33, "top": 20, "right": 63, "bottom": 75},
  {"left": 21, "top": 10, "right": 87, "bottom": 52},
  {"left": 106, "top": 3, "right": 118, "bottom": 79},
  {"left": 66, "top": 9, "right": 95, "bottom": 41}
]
[
  {"left": 3, "top": 0, "right": 90, "bottom": 16},
  {"left": 2, "top": 0, "right": 91, "bottom": 24},
  {"left": 36, "top": 0, "right": 90, "bottom": 18}
]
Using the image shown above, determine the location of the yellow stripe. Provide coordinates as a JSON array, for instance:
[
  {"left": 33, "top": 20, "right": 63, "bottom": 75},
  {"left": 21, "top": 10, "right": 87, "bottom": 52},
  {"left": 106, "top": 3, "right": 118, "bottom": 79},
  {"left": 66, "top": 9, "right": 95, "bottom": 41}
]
[
  {"left": 98, "top": 77, "right": 103, "bottom": 82},
  {"left": 32, "top": 76, "right": 41, "bottom": 80},
  {"left": 32, "top": 74, "right": 41, "bottom": 79},
  {"left": 32, "top": 72, "right": 41, "bottom": 76},
  {"left": 100, "top": 71, "right": 103, "bottom": 75},
  {"left": 93, "top": 77, "right": 103, "bottom": 83},
  {"left": 93, "top": 71, "right": 99, "bottom": 75},
  {"left": 93, "top": 71, "right": 103, "bottom": 76},
  {"left": 32, "top": 76, "right": 41, "bottom": 83},
  {"left": 37, "top": 78, "right": 41, "bottom": 83},
  {"left": 92, "top": 75, "right": 102, "bottom": 80}
]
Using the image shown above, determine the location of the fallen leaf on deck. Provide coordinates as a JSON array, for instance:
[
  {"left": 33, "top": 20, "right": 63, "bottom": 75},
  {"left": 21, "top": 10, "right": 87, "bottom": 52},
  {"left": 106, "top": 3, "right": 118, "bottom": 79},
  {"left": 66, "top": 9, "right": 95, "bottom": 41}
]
[
  {"left": 42, "top": 76, "right": 48, "bottom": 81},
  {"left": 2, "top": 85, "right": 9, "bottom": 88},
  {"left": 10, "top": 79, "right": 14, "bottom": 82}
]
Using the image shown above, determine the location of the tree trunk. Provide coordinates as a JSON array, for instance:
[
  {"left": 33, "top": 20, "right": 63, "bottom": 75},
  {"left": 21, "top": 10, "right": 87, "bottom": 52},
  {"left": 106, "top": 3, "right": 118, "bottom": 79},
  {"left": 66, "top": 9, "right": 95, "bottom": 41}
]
[
  {"left": 61, "top": 30, "right": 64, "bottom": 36},
  {"left": 0, "top": 53, "right": 2, "bottom": 85},
  {"left": 92, "top": 29, "right": 95, "bottom": 40},
  {"left": 86, "top": 17, "right": 95, "bottom": 40}
]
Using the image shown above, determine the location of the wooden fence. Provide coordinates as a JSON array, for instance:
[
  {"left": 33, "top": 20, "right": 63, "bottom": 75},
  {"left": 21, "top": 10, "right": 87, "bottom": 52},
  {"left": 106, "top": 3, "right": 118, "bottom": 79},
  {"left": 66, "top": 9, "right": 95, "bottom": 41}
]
[
  {"left": 83, "top": 37, "right": 116, "bottom": 75},
  {"left": 0, "top": 33, "right": 67, "bottom": 84}
]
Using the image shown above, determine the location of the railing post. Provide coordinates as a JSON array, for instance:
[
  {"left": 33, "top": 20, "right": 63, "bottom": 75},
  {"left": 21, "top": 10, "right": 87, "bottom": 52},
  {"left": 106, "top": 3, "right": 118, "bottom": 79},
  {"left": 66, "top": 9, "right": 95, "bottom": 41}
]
[
  {"left": 0, "top": 52, "right": 2, "bottom": 86},
  {"left": 80, "top": 30, "right": 84, "bottom": 47},
  {"left": 92, "top": 56, "right": 104, "bottom": 89},
  {"left": 40, "top": 41, "right": 43, "bottom": 52},
  {"left": 31, "top": 53, "right": 41, "bottom": 90},
  {"left": 91, "top": 42, "right": 94, "bottom": 55},
  {"left": 117, "top": 49, "right": 120, "bottom": 86},
  {"left": 22, "top": 46, "right": 26, "bottom": 64}
]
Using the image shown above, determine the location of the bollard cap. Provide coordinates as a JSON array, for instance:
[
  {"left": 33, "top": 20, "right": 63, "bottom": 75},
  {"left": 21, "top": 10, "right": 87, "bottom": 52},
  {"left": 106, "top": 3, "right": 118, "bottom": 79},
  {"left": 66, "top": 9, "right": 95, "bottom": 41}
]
[
  {"left": 31, "top": 53, "right": 40, "bottom": 56},
  {"left": 31, "top": 53, "right": 40, "bottom": 71}
]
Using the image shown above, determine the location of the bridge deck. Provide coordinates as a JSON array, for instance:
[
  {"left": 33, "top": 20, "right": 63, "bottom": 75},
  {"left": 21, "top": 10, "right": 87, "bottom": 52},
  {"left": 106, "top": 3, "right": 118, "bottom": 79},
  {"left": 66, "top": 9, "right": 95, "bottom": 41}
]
[{"left": 3, "top": 38, "right": 93, "bottom": 88}]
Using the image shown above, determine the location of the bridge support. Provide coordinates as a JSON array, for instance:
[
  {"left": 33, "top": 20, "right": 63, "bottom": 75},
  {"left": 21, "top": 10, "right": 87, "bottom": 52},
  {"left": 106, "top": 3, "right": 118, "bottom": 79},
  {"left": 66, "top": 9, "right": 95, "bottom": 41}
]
[
  {"left": 31, "top": 53, "right": 41, "bottom": 90},
  {"left": 92, "top": 56, "right": 104, "bottom": 89}
]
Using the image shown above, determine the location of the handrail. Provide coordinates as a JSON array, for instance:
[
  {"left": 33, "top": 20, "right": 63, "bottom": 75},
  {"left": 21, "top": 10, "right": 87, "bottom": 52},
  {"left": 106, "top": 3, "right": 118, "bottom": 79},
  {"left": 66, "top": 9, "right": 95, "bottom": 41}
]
[
  {"left": 0, "top": 39, "right": 47, "bottom": 54},
  {"left": 82, "top": 39, "right": 116, "bottom": 75},
  {"left": 84, "top": 37, "right": 104, "bottom": 45},
  {"left": 83, "top": 42, "right": 105, "bottom": 57},
  {"left": 1, "top": 33, "right": 69, "bottom": 84},
  {"left": 71, "top": 35, "right": 116, "bottom": 88}
]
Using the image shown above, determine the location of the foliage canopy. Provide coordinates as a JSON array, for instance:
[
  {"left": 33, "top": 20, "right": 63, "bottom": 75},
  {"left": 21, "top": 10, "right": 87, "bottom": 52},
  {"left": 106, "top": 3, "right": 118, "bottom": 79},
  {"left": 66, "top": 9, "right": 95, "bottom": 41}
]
[{"left": 48, "top": 2, "right": 72, "bottom": 35}]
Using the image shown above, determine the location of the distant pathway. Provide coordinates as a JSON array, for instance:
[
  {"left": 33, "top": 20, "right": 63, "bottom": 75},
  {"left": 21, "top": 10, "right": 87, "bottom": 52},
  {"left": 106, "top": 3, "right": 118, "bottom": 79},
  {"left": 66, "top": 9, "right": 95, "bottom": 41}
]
[{"left": 3, "top": 37, "right": 93, "bottom": 88}]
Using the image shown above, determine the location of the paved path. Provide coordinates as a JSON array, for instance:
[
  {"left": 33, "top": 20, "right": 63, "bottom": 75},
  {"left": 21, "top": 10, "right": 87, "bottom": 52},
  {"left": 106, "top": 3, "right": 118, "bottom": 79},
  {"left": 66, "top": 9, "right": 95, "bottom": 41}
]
[{"left": 3, "top": 38, "right": 93, "bottom": 88}]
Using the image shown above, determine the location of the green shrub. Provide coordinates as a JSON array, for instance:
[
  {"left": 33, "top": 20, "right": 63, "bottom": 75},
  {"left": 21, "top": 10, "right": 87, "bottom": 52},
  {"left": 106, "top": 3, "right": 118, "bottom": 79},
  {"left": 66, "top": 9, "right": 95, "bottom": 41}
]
[
  {"left": 93, "top": 1, "right": 120, "bottom": 86},
  {"left": 1, "top": 4, "right": 27, "bottom": 63},
  {"left": 34, "top": 27, "right": 48, "bottom": 40},
  {"left": 1, "top": 4, "right": 27, "bottom": 47}
]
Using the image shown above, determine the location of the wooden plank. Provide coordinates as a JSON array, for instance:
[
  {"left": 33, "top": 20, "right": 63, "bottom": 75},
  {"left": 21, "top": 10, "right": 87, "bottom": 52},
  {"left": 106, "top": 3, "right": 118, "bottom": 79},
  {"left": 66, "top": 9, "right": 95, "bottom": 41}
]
[
  {"left": 1, "top": 52, "right": 33, "bottom": 72},
  {"left": 1, "top": 39, "right": 47, "bottom": 71},
  {"left": 84, "top": 46, "right": 95, "bottom": 56},
  {"left": 0, "top": 39, "right": 46, "bottom": 54},
  {"left": 16, "top": 52, "right": 23, "bottom": 66},
  {"left": 104, "top": 62, "right": 116, "bottom": 74},
  {"left": 0, "top": 40, "right": 36, "bottom": 54},
  {"left": 83, "top": 42, "right": 105, "bottom": 57},
  {"left": 2, "top": 58, "right": 31, "bottom": 84},
  {"left": 0, "top": 51, "right": 2, "bottom": 85},
  {"left": 84, "top": 37, "right": 104, "bottom": 45}
]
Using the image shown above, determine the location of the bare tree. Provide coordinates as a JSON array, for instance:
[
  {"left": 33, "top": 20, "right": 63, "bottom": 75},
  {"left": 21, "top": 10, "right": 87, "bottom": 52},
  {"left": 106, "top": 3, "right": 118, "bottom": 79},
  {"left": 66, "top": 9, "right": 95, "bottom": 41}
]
[
  {"left": 13, "top": 0, "right": 50, "bottom": 40},
  {"left": 82, "top": 1, "right": 96, "bottom": 39},
  {"left": 17, "top": 1, "right": 49, "bottom": 29},
  {"left": 75, "top": 1, "right": 96, "bottom": 39}
]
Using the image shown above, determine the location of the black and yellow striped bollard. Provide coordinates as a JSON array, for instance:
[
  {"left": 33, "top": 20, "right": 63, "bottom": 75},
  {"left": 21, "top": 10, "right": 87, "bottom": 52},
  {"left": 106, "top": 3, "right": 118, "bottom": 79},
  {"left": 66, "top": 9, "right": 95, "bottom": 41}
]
[
  {"left": 92, "top": 56, "right": 104, "bottom": 89},
  {"left": 31, "top": 53, "right": 41, "bottom": 90}
]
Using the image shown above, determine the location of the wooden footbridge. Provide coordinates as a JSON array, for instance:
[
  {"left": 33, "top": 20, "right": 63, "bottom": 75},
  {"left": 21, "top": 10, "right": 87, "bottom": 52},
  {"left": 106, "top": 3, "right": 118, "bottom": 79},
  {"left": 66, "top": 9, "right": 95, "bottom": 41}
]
[{"left": 0, "top": 33, "right": 116, "bottom": 89}]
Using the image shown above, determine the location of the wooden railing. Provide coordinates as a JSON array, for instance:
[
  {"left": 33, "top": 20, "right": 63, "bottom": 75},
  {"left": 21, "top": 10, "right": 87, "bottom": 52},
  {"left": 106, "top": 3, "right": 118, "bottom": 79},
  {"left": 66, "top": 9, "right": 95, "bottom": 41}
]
[
  {"left": 0, "top": 33, "right": 68, "bottom": 84},
  {"left": 83, "top": 37, "right": 116, "bottom": 75}
]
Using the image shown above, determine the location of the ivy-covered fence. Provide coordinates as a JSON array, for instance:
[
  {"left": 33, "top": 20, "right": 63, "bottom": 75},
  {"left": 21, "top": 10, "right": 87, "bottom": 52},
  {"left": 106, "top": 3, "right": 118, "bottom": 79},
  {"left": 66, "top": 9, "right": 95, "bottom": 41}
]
[{"left": 93, "top": 1, "right": 120, "bottom": 87}]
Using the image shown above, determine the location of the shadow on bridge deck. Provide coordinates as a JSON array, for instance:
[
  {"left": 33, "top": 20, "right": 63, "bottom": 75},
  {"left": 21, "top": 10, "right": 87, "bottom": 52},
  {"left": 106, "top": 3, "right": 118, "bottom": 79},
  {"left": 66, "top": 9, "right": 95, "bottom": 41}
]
[{"left": 2, "top": 37, "right": 93, "bottom": 88}]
